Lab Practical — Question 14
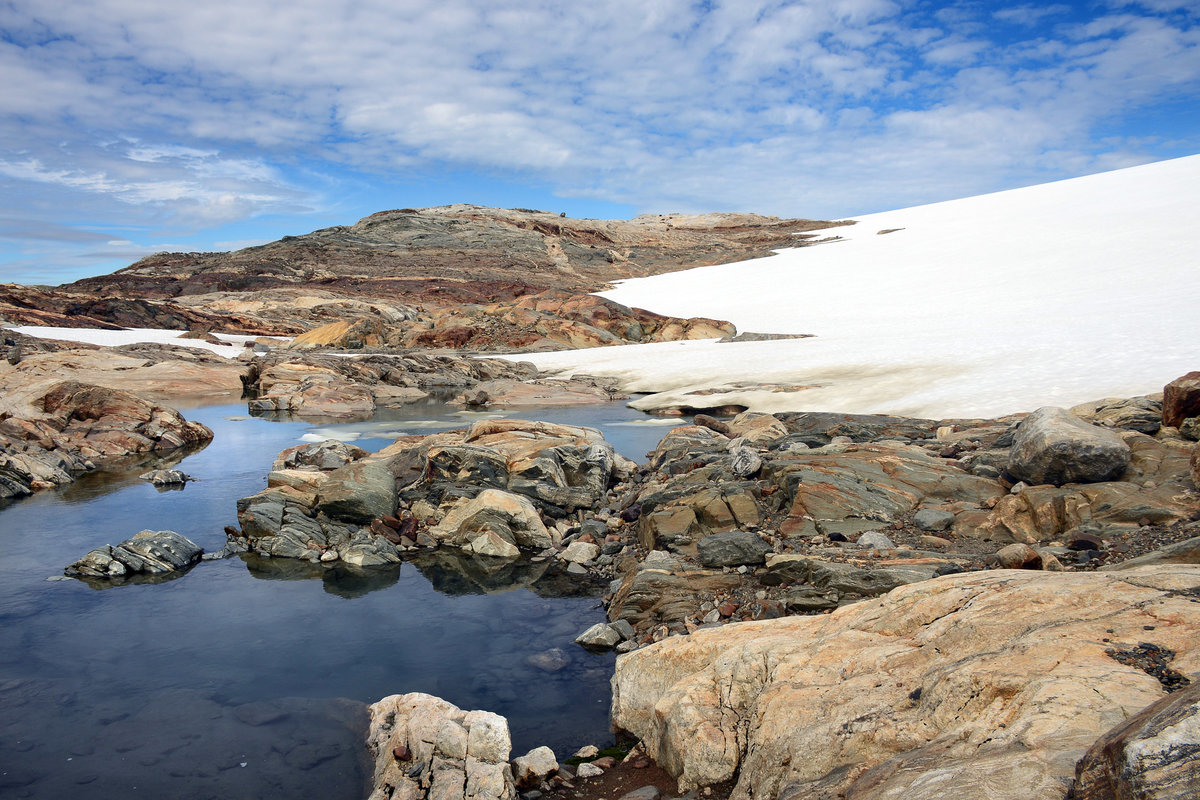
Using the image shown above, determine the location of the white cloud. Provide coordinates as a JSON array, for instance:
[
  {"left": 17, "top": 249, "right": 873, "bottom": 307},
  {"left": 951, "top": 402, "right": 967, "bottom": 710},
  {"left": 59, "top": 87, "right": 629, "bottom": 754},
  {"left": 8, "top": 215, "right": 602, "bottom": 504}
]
[{"left": 0, "top": 0, "right": 1196, "bottom": 277}]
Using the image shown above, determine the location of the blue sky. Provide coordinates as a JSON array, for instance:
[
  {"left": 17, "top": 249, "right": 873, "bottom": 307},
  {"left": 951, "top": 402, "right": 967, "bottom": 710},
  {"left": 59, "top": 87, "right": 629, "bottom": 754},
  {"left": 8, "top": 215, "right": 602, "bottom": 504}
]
[{"left": 1, "top": 0, "right": 1198, "bottom": 285}]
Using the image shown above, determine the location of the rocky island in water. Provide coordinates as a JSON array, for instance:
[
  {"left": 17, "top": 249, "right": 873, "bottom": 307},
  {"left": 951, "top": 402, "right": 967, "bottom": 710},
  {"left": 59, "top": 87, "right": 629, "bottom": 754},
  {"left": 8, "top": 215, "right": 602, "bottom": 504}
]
[{"left": 2, "top": 168, "right": 1199, "bottom": 800}]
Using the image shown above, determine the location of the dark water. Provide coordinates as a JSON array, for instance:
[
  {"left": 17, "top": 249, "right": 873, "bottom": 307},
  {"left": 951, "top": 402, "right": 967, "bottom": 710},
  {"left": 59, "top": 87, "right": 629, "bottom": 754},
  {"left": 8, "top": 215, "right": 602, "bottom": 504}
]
[{"left": 0, "top": 400, "right": 682, "bottom": 799}]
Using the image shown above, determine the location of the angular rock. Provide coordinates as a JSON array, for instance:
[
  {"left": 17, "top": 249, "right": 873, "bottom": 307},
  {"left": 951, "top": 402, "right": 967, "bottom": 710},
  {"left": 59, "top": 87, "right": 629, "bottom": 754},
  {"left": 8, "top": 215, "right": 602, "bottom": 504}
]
[
  {"left": 575, "top": 623, "right": 622, "bottom": 650},
  {"left": 430, "top": 489, "right": 553, "bottom": 552},
  {"left": 611, "top": 567, "right": 1200, "bottom": 800},
  {"left": 66, "top": 530, "right": 203, "bottom": 579},
  {"left": 1071, "top": 680, "right": 1200, "bottom": 800},
  {"left": 559, "top": 541, "right": 600, "bottom": 565},
  {"left": 1007, "top": 407, "right": 1131, "bottom": 486},
  {"left": 367, "top": 693, "right": 515, "bottom": 800},
  {"left": 1163, "top": 371, "right": 1200, "bottom": 428},
  {"left": 696, "top": 531, "right": 771, "bottom": 568},
  {"left": 729, "top": 446, "right": 762, "bottom": 478},
  {"left": 511, "top": 746, "right": 558, "bottom": 790}
]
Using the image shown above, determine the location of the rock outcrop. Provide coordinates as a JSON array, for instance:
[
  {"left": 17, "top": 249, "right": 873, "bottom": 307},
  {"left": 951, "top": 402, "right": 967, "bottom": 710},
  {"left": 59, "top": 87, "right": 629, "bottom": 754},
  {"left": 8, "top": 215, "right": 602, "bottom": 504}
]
[
  {"left": 0, "top": 380, "right": 213, "bottom": 499},
  {"left": 1069, "top": 680, "right": 1200, "bottom": 800},
  {"left": 366, "top": 692, "right": 515, "bottom": 800},
  {"left": 288, "top": 290, "right": 737, "bottom": 352},
  {"left": 611, "top": 566, "right": 1200, "bottom": 800},
  {"left": 65, "top": 530, "right": 204, "bottom": 581}
]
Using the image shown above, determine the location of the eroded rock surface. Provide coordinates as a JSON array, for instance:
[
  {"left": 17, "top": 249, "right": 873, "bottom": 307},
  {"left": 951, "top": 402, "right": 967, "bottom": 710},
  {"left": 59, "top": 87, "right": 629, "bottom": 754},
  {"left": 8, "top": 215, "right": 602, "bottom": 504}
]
[
  {"left": 366, "top": 692, "right": 515, "bottom": 800},
  {"left": 1070, "top": 680, "right": 1200, "bottom": 800},
  {"left": 0, "top": 380, "right": 212, "bottom": 499},
  {"left": 611, "top": 566, "right": 1200, "bottom": 800}
]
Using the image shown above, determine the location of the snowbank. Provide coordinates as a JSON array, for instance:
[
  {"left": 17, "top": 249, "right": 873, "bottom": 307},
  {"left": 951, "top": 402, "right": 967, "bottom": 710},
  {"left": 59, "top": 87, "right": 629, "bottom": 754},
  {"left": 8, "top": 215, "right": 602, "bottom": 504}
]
[
  {"left": 8, "top": 326, "right": 281, "bottom": 359},
  {"left": 506, "top": 155, "right": 1200, "bottom": 419}
]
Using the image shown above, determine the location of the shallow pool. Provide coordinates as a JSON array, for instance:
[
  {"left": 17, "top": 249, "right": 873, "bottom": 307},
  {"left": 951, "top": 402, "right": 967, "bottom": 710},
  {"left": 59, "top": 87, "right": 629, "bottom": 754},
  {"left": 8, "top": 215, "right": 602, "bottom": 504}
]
[{"left": 0, "top": 399, "right": 682, "bottom": 799}]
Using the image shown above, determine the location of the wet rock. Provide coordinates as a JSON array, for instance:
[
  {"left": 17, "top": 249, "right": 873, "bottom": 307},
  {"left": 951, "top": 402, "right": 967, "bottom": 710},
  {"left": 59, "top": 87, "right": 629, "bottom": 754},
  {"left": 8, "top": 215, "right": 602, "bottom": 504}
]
[
  {"left": 913, "top": 508, "right": 955, "bottom": 532},
  {"left": 276, "top": 439, "right": 369, "bottom": 471},
  {"left": 1071, "top": 680, "right": 1200, "bottom": 800},
  {"left": 139, "top": 469, "right": 193, "bottom": 486},
  {"left": 611, "top": 567, "right": 1200, "bottom": 800},
  {"left": 526, "top": 649, "right": 572, "bottom": 674},
  {"left": 66, "top": 530, "right": 203, "bottom": 579},
  {"left": 367, "top": 692, "right": 515, "bottom": 800},
  {"left": 1007, "top": 406, "right": 1131, "bottom": 486},
  {"left": 697, "top": 531, "right": 771, "bottom": 568},
  {"left": 1163, "top": 372, "right": 1200, "bottom": 428}
]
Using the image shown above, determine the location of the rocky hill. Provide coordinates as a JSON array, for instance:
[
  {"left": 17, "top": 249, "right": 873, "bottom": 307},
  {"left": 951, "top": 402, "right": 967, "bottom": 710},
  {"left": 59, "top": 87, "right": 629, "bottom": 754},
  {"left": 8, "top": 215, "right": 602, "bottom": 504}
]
[
  {"left": 2, "top": 206, "right": 845, "bottom": 345},
  {"left": 65, "top": 206, "right": 845, "bottom": 303}
]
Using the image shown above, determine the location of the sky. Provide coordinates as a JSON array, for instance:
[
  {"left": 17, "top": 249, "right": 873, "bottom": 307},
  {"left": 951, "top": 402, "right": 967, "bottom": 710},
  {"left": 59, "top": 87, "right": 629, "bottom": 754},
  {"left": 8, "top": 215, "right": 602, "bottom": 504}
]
[{"left": 1, "top": 0, "right": 1198, "bottom": 286}]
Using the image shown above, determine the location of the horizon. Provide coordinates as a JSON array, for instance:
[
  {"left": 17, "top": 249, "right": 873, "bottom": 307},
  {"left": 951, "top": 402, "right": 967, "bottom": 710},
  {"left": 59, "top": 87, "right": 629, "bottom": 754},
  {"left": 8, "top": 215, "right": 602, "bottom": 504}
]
[{"left": 2, "top": 0, "right": 1198, "bottom": 285}]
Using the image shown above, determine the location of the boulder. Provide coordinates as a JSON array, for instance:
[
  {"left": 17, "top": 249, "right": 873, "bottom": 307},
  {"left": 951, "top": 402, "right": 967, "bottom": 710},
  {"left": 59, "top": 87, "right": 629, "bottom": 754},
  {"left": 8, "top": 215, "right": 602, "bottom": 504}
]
[
  {"left": 575, "top": 623, "right": 622, "bottom": 649},
  {"left": 317, "top": 460, "right": 398, "bottom": 524},
  {"left": 139, "top": 469, "right": 193, "bottom": 486},
  {"left": 913, "top": 508, "right": 955, "bottom": 532},
  {"left": 1163, "top": 371, "right": 1200, "bottom": 428},
  {"left": 559, "top": 541, "right": 600, "bottom": 565},
  {"left": 1070, "top": 680, "right": 1200, "bottom": 800},
  {"left": 66, "top": 530, "right": 204, "bottom": 579},
  {"left": 430, "top": 489, "right": 553, "bottom": 552},
  {"left": 366, "top": 693, "right": 515, "bottom": 800},
  {"left": 696, "top": 531, "right": 771, "bottom": 568},
  {"left": 511, "top": 746, "right": 558, "bottom": 790},
  {"left": 1007, "top": 407, "right": 1131, "bottom": 486},
  {"left": 611, "top": 566, "right": 1200, "bottom": 800}
]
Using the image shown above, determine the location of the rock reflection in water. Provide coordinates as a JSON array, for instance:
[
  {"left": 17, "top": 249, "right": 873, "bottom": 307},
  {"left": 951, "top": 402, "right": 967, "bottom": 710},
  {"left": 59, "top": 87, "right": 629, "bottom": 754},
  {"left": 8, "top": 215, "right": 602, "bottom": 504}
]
[{"left": 243, "top": 553, "right": 404, "bottom": 599}]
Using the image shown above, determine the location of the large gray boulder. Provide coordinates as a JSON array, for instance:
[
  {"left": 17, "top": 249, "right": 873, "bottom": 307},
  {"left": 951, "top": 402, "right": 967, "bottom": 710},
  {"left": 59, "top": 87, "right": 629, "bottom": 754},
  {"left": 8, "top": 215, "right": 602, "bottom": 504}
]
[
  {"left": 317, "top": 460, "right": 398, "bottom": 523},
  {"left": 1071, "top": 680, "right": 1200, "bottom": 800},
  {"left": 1007, "top": 406, "right": 1131, "bottom": 486},
  {"left": 66, "top": 530, "right": 203, "bottom": 579}
]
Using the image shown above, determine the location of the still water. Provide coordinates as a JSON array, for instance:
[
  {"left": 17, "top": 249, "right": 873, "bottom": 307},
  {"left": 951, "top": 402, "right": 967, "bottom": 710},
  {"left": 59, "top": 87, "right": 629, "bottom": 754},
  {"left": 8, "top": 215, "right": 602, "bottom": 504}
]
[{"left": 0, "top": 399, "right": 682, "bottom": 799}]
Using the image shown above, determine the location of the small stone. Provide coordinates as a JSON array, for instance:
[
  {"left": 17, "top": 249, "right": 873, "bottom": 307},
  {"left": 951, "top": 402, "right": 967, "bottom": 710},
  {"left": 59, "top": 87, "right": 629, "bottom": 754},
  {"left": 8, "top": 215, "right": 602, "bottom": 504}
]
[
  {"left": 576, "top": 763, "right": 604, "bottom": 779},
  {"left": 572, "top": 746, "right": 600, "bottom": 760},
  {"left": 392, "top": 745, "right": 410, "bottom": 761},
  {"left": 320, "top": 549, "right": 338, "bottom": 562}
]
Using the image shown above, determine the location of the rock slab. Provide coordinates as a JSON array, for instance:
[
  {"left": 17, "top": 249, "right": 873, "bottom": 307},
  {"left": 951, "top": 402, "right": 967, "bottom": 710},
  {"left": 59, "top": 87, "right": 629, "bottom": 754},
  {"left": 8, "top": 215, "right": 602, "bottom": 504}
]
[{"left": 611, "top": 566, "right": 1200, "bottom": 800}]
